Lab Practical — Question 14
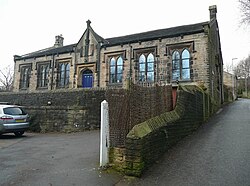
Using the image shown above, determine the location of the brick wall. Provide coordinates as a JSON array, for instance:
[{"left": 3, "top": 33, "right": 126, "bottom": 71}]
[
  {"left": 0, "top": 89, "right": 106, "bottom": 132},
  {"left": 110, "top": 85, "right": 217, "bottom": 176}
]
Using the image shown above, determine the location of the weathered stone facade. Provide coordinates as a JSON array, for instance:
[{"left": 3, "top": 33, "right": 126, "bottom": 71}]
[{"left": 13, "top": 5, "right": 223, "bottom": 103}]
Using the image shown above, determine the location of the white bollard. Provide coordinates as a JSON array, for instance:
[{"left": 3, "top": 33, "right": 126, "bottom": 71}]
[{"left": 100, "top": 100, "right": 109, "bottom": 167}]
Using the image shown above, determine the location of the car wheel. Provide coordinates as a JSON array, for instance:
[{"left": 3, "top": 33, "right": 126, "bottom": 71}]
[{"left": 14, "top": 131, "right": 24, "bottom": 137}]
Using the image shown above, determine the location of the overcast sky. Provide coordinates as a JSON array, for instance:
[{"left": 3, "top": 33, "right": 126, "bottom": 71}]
[{"left": 0, "top": 0, "right": 249, "bottom": 71}]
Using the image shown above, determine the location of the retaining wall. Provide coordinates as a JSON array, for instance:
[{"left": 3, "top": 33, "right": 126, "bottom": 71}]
[
  {"left": 110, "top": 85, "right": 217, "bottom": 176},
  {"left": 0, "top": 89, "right": 106, "bottom": 132}
]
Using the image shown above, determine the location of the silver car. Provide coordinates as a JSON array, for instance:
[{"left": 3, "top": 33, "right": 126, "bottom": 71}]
[{"left": 0, "top": 104, "right": 30, "bottom": 137}]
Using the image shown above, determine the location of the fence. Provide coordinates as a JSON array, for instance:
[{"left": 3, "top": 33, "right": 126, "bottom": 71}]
[
  {"left": 106, "top": 84, "right": 173, "bottom": 148},
  {"left": 123, "top": 85, "right": 216, "bottom": 176}
]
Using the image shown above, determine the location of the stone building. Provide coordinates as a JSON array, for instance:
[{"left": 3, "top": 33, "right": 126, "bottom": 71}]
[
  {"left": 13, "top": 5, "right": 223, "bottom": 104},
  {"left": 223, "top": 71, "right": 237, "bottom": 100}
]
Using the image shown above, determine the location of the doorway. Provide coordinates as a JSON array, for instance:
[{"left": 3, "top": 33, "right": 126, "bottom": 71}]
[{"left": 82, "top": 69, "right": 93, "bottom": 88}]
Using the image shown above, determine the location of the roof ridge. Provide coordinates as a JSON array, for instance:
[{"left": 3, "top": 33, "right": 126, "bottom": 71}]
[
  {"left": 15, "top": 21, "right": 209, "bottom": 60},
  {"left": 20, "top": 43, "right": 77, "bottom": 58},
  {"left": 105, "top": 21, "right": 208, "bottom": 41},
  {"left": 103, "top": 21, "right": 208, "bottom": 46}
]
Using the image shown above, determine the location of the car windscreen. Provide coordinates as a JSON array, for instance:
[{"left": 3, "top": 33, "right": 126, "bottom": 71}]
[{"left": 3, "top": 107, "right": 27, "bottom": 115}]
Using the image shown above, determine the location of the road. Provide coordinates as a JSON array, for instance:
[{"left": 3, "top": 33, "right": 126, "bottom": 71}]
[
  {"left": 122, "top": 98, "right": 250, "bottom": 186},
  {"left": 0, "top": 131, "right": 122, "bottom": 186}
]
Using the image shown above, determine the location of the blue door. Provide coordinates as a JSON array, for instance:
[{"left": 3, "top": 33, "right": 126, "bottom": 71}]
[{"left": 82, "top": 70, "right": 93, "bottom": 88}]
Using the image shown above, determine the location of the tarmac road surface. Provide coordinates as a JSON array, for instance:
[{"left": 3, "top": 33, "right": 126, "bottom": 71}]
[
  {"left": 122, "top": 99, "right": 250, "bottom": 186},
  {"left": 0, "top": 131, "right": 122, "bottom": 186}
]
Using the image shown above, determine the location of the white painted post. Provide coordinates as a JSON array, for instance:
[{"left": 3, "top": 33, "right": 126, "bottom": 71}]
[{"left": 100, "top": 100, "right": 109, "bottom": 167}]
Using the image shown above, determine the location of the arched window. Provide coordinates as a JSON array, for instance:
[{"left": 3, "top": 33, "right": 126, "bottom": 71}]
[
  {"left": 172, "top": 51, "right": 180, "bottom": 80},
  {"left": 172, "top": 49, "right": 190, "bottom": 80},
  {"left": 139, "top": 54, "right": 146, "bottom": 81},
  {"left": 117, "top": 57, "right": 123, "bottom": 83},
  {"left": 110, "top": 57, "right": 116, "bottom": 83},
  {"left": 139, "top": 53, "right": 155, "bottom": 82},
  {"left": 147, "top": 53, "right": 154, "bottom": 82},
  {"left": 109, "top": 56, "right": 123, "bottom": 83},
  {"left": 181, "top": 49, "right": 190, "bottom": 79}
]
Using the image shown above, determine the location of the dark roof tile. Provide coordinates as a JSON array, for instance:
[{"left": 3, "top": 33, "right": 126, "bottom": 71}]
[
  {"left": 104, "top": 22, "right": 208, "bottom": 46},
  {"left": 15, "top": 21, "right": 208, "bottom": 60},
  {"left": 16, "top": 44, "right": 76, "bottom": 60}
]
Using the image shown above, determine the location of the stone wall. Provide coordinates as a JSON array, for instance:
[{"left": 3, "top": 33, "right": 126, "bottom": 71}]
[
  {"left": 99, "top": 32, "right": 210, "bottom": 89},
  {"left": 106, "top": 84, "right": 173, "bottom": 148},
  {"left": 0, "top": 89, "right": 106, "bottom": 132},
  {"left": 110, "top": 85, "right": 217, "bottom": 176},
  {"left": 207, "top": 19, "right": 224, "bottom": 105},
  {"left": 13, "top": 52, "right": 75, "bottom": 92}
]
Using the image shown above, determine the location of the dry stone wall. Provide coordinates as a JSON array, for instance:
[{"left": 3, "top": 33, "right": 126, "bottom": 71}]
[{"left": 0, "top": 89, "right": 106, "bottom": 132}]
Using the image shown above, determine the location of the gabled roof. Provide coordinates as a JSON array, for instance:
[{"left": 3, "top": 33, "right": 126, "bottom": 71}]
[
  {"left": 76, "top": 26, "right": 107, "bottom": 46},
  {"left": 15, "top": 44, "right": 76, "bottom": 60},
  {"left": 15, "top": 21, "right": 208, "bottom": 60},
  {"left": 104, "top": 21, "right": 208, "bottom": 46}
]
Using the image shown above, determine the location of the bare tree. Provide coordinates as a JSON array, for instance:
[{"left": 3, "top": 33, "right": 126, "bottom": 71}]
[
  {"left": 239, "top": 0, "right": 250, "bottom": 25},
  {"left": 235, "top": 55, "right": 250, "bottom": 96},
  {"left": 0, "top": 65, "right": 14, "bottom": 91},
  {"left": 224, "top": 63, "right": 232, "bottom": 73}
]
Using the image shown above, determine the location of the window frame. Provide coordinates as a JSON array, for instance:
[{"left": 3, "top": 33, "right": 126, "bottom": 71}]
[
  {"left": 138, "top": 53, "right": 155, "bottom": 82},
  {"left": 109, "top": 56, "right": 124, "bottom": 84},
  {"left": 20, "top": 65, "right": 31, "bottom": 89},
  {"left": 58, "top": 62, "right": 70, "bottom": 88},
  {"left": 171, "top": 48, "right": 191, "bottom": 81},
  {"left": 37, "top": 63, "right": 50, "bottom": 88}
]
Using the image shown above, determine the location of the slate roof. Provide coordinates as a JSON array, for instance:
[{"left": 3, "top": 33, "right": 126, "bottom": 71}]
[
  {"left": 15, "top": 44, "right": 76, "bottom": 60},
  {"left": 15, "top": 21, "right": 208, "bottom": 60},
  {"left": 104, "top": 21, "right": 208, "bottom": 46}
]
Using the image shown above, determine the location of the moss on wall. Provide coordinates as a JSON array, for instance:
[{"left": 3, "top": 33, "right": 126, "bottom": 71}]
[{"left": 114, "top": 85, "right": 219, "bottom": 177}]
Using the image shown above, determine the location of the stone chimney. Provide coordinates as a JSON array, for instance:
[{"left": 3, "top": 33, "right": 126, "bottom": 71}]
[
  {"left": 209, "top": 5, "right": 217, "bottom": 20},
  {"left": 54, "top": 34, "right": 64, "bottom": 47}
]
